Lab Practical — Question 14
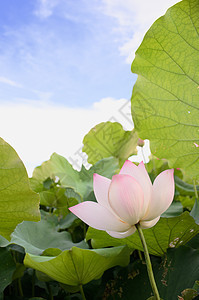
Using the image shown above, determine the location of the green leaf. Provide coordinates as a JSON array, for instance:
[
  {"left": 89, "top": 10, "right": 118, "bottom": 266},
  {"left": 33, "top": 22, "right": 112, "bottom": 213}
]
[
  {"left": 161, "top": 202, "right": 183, "bottom": 217},
  {"left": 176, "top": 195, "right": 195, "bottom": 210},
  {"left": 102, "top": 246, "right": 199, "bottom": 300},
  {"left": 180, "top": 288, "right": 198, "bottom": 300},
  {"left": 32, "top": 160, "right": 55, "bottom": 183},
  {"left": 156, "top": 246, "right": 199, "bottom": 300},
  {"left": 0, "top": 138, "right": 40, "bottom": 240},
  {"left": 50, "top": 154, "right": 119, "bottom": 199},
  {"left": 0, "top": 247, "right": 16, "bottom": 294},
  {"left": 175, "top": 176, "right": 199, "bottom": 196},
  {"left": 39, "top": 187, "right": 80, "bottom": 217},
  {"left": 193, "top": 280, "right": 199, "bottom": 292},
  {"left": 31, "top": 153, "right": 119, "bottom": 202},
  {"left": 12, "top": 263, "right": 26, "bottom": 280},
  {"left": 24, "top": 246, "right": 130, "bottom": 286},
  {"left": 190, "top": 199, "right": 199, "bottom": 224},
  {"left": 82, "top": 122, "right": 138, "bottom": 165},
  {"left": 9, "top": 218, "right": 88, "bottom": 255},
  {"left": 131, "top": 0, "right": 199, "bottom": 179},
  {"left": 86, "top": 212, "right": 199, "bottom": 256}
]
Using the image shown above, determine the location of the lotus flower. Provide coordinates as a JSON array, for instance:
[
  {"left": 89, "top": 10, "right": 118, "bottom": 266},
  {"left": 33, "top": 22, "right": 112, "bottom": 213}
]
[{"left": 69, "top": 161, "right": 174, "bottom": 238}]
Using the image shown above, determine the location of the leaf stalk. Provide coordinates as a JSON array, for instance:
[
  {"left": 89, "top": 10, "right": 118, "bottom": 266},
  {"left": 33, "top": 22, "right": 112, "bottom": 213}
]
[{"left": 135, "top": 223, "right": 160, "bottom": 300}]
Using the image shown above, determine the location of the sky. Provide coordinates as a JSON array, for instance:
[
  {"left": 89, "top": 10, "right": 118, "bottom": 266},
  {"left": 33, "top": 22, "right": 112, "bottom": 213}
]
[{"left": 0, "top": 0, "right": 179, "bottom": 175}]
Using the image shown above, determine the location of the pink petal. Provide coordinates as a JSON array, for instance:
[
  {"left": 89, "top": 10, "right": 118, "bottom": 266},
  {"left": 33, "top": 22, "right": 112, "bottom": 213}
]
[
  {"left": 139, "top": 216, "right": 160, "bottom": 229},
  {"left": 93, "top": 174, "right": 111, "bottom": 209},
  {"left": 108, "top": 174, "right": 144, "bottom": 225},
  {"left": 142, "top": 169, "right": 175, "bottom": 221},
  {"left": 120, "top": 160, "right": 152, "bottom": 215},
  {"left": 69, "top": 202, "right": 129, "bottom": 231},
  {"left": 107, "top": 226, "right": 136, "bottom": 238}
]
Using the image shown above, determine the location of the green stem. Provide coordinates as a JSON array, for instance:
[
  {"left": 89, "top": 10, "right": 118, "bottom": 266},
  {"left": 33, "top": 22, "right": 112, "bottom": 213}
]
[
  {"left": 46, "top": 282, "right": 54, "bottom": 300},
  {"left": 32, "top": 270, "right": 35, "bottom": 297},
  {"left": 18, "top": 278, "right": 23, "bottom": 297},
  {"left": 79, "top": 284, "right": 86, "bottom": 300},
  {"left": 193, "top": 180, "right": 198, "bottom": 199},
  {"left": 138, "top": 250, "right": 143, "bottom": 261},
  {"left": 135, "top": 223, "right": 160, "bottom": 300}
]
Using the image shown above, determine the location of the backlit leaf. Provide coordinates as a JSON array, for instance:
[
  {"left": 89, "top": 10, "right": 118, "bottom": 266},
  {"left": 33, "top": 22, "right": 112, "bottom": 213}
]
[
  {"left": 0, "top": 138, "right": 40, "bottom": 240},
  {"left": 131, "top": 0, "right": 199, "bottom": 179}
]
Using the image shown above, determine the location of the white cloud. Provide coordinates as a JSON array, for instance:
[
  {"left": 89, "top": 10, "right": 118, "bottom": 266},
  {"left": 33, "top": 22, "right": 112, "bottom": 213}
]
[
  {"left": 0, "top": 98, "right": 150, "bottom": 176},
  {"left": 34, "top": 0, "right": 61, "bottom": 18},
  {"left": 101, "top": 0, "right": 180, "bottom": 62},
  {"left": 0, "top": 76, "right": 23, "bottom": 88}
]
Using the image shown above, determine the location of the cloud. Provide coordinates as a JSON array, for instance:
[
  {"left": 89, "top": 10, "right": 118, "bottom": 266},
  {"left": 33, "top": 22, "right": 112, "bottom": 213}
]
[
  {"left": 34, "top": 0, "right": 61, "bottom": 18},
  {"left": 34, "top": 0, "right": 180, "bottom": 63},
  {"left": 0, "top": 76, "right": 23, "bottom": 88},
  {"left": 0, "top": 98, "right": 150, "bottom": 176},
  {"left": 100, "top": 0, "right": 180, "bottom": 62}
]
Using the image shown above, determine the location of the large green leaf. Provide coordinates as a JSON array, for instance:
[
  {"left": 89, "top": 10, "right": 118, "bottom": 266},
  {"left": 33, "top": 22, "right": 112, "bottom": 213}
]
[
  {"left": 0, "top": 247, "right": 16, "bottom": 294},
  {"left": 39, "top": 187, "right": 80, "bottom": 217},
  {"left": 86, "top": 212, "right": 199, "bottom": 256},
  {"left": 156, "top": 246, "right": 199, "bottom": 300},
  {"left": 102, "top": 246, "right": 199, "bottom": 300},
  {"left": 131, "top": 0, "right": 199, "bottom": 179},
  {"left": 82, "top": 122, "right": 138, "bottom": 165},
  {"left": 24, "top": 246, "right": 130, "bottom": 286},
  {"left": 0, "top": 138, "right": 40, "bottom": 240},
  {"left": 0, "top": 218, "right": 88, "bottom": 255},
  {"left": 50, "top": 154, "right": 119, "bottom": 200},
  {"left": 31, "top": 154, "right": 119, "bottom": 202}
]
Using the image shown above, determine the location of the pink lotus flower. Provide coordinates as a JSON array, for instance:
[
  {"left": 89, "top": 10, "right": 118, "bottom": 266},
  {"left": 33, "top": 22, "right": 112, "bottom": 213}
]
[{"left": 69, "top": 161, "right": 174, "bottom": 238}]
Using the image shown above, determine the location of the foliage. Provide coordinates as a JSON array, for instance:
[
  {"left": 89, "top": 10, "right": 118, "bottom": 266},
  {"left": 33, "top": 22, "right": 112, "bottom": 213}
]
[
  {"left": 0, "top": 138, "right": 40, "bottom": 240},
  {"left": 82, "top": 121, "right": 138, "bottom": 166},
  {"left": 1, "top": 0, "right": 199, "bottom": 299},
  {"left": 131, "top": 0, "right": 199, "bottom": 179}
]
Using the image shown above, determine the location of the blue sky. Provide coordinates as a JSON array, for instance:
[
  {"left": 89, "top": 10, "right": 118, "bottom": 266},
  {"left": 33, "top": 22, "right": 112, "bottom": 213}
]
[
  {"left": 0, "top": 0, "right": 179, "bottom": 174},
  {"left": 0, "top": 0, "right": 137, "bottom": 106}
]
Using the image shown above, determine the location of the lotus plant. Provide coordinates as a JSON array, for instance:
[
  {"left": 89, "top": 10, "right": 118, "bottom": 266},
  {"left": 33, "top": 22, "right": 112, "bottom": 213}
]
[
  {"left": 69, "top": 160, "right": 174, "bottom": 238},
  {"left": 70, "top": 160, "right": 174, "bottom": 300}
]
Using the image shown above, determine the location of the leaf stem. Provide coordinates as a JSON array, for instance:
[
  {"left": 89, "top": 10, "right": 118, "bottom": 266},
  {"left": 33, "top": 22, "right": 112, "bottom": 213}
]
[
  {"left": 79, "top": 284, "right": 86, "bottom": 300},
  {"left": 46, "top": 282, "right": 54, "bottom": 300},
  {"left": 193, "top": 180, "right": 198, "bottom": 199},
  {"left": 32, "top": 270, "right": 35, "bottom": 297},
  {"left": 135, "top": 223, "right": 160, "bottom": 300},
  {"left": 138, "top": 249, "right": 143, "bottom": 261},
  {"left": 18, "top": 278, "right": 23, "bottom": 297}
]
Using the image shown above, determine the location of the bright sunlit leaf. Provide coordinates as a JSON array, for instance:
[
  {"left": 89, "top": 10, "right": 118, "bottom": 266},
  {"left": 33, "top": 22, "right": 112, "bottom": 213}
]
[
  {"left": 131, "top": 0, "right": 199, "bottom": 179},
  {"left": 24, "top": 246, "right": 130, "bottom": 286},
  {"left": 0, "top": 138, "right": 40, "bottom": 240},
  {"left": 83, "top": 122, "right": 138, "bottom": 166}
]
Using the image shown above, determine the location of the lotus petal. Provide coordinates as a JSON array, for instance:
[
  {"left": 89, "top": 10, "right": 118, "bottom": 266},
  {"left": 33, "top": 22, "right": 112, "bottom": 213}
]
[
  {"left": 120, "top": 160, "right": 152, "bottom": 214},
  {"left": 107, "top": 226, "right": 136, "bottom": 238},
  {"left": 108, "top": 174, "right": 144, "bottom": 225},
  {"left": 69, "top": 202, "right": 129, "bottom": 232},
  {"left": 142, "top": 169, "right": 174, "bottom": 221},
  {"left": 140, "top": 216, "right": 160, "bottom": 229},
  {"left": 93, "top": 173, "right": 111, "bottom": 209}
]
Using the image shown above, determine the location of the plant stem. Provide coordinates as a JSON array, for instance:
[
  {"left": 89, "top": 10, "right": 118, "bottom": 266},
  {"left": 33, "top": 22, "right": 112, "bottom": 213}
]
[
  {"left": 79, "top": 284, "right": 86, "bottom": 300},
  {"left": 193, "top": 180, "right": 198, "bottom": 199},
  {"left": 18, "top": 278, "right": 23, "bottom": 297},
  {"left": 138, "top": 249, "right": 143, "bottom": 261},
  {"left": 46, "top": 282, "right": 54, "bottom": 300},
  {"left": 135, "top": 223, "right": 160, "bottom": 300},
  {"left": 32, "top": 270, "right": 35, "bottom": 297}
]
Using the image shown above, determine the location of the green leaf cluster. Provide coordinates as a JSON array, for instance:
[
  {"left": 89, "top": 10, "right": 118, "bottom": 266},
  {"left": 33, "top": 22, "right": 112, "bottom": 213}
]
[{"left": 1, "top": 0, "right": 199, "bottom": 299}]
